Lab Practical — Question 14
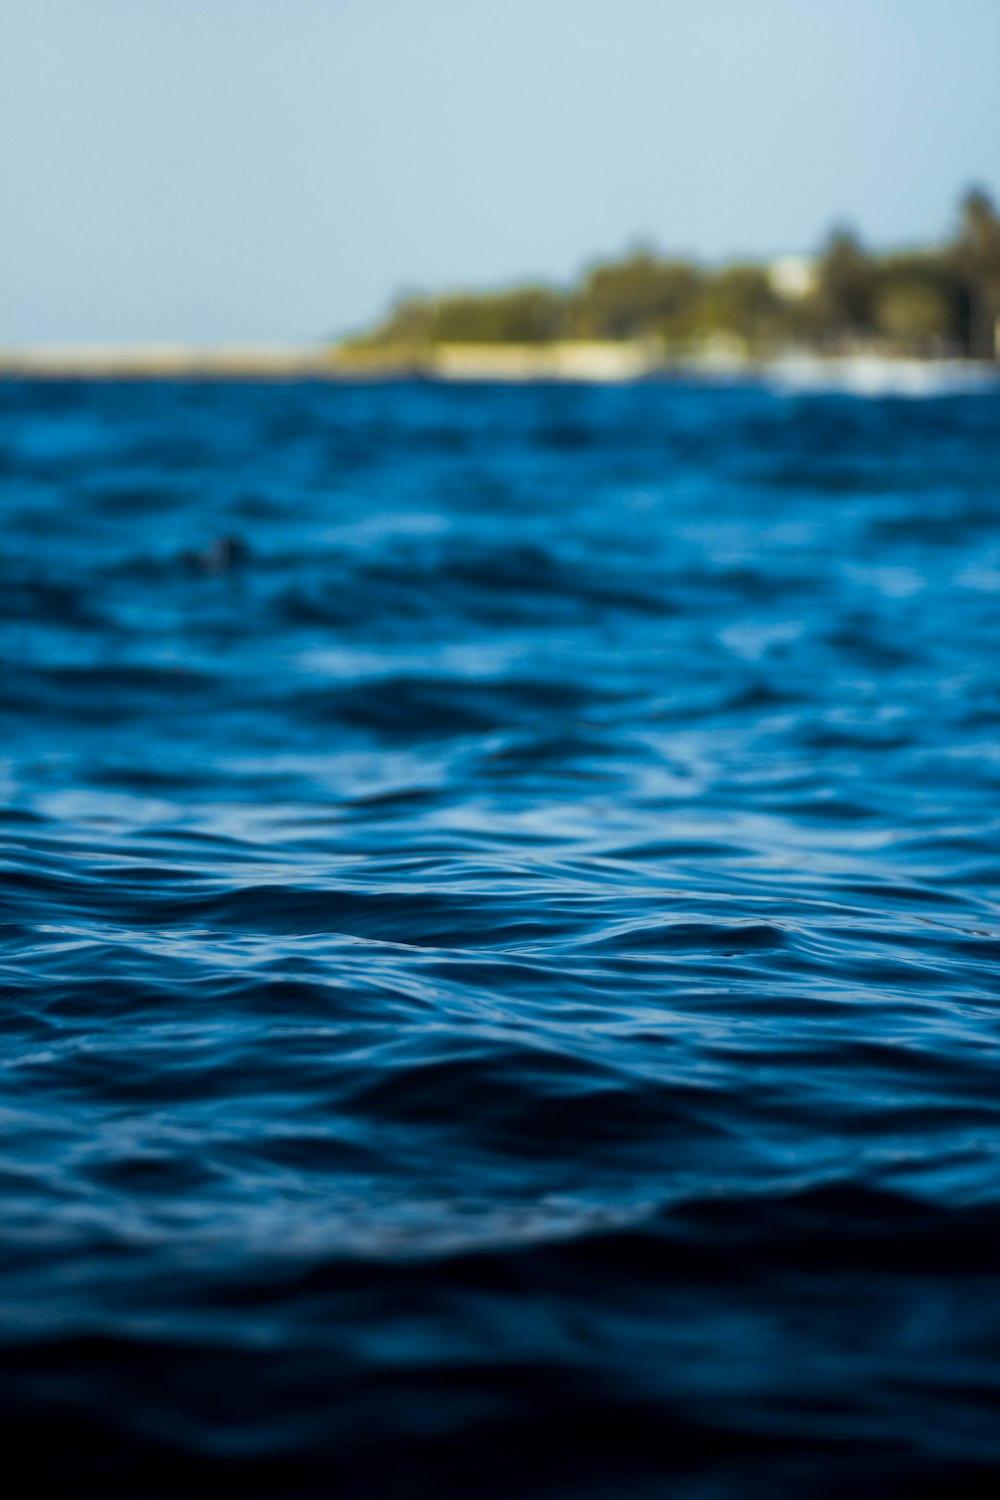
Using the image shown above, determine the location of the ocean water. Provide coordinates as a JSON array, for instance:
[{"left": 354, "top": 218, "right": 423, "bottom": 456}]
[{"left": 1, "top": 375, "right": 999, "bottom": 1498}]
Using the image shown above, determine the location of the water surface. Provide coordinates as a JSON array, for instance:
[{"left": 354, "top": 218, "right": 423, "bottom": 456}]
[{"left": 1, "top": 376, "right": 999, "bottom": 1497}]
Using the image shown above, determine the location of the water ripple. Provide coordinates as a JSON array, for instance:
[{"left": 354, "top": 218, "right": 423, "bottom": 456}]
[{"left": 1, "top": 377, "right": 999, "bottom": 1497}]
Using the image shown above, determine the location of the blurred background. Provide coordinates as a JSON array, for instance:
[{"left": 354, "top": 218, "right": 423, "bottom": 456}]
[{"left": 1, "top": 0, "right": 998, "bottom": 348}]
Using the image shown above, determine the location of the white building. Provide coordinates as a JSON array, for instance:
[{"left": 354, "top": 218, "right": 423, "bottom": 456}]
[{"left": 768, "top": 256, "right": 818, "bottom": 300}]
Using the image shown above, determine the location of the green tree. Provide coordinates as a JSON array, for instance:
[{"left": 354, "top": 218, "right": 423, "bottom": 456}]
[
  {"left": 874, "top": 254, "right": 960, "bottom": 352},
  {"left": 875, "top": 281, "right": 951, "bottom": 348},
  {"left": 429, "top": 286, "right": 565, "bottom": 344},
  {"left": 954, "top": 188, "right": 1000, "bottom": 358},
  {"left": 813, "top": 227, "right": 876, "bottom": 345},
  {"left": 376, "top": 294, "right": 435, "bottom": 348},
  {"left": 566, "top": 253, "right": 702, "bottom": 342},
  {"left": 695, "top": 264, "right": 785, "bottom": 350}
]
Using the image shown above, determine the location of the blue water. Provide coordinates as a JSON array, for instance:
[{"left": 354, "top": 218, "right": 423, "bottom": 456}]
[{"left": 1, "top": 376, "right": 999, "bottom": 1498}]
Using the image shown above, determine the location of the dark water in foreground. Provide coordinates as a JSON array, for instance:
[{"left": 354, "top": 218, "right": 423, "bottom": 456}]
[{"left": 1, "top": 376, "right": 999, "bottom": 1498}]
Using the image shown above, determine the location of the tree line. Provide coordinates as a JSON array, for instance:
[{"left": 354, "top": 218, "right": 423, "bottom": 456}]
[{"left": 349, "top": 190, "right": 1000, "bottom": 361}]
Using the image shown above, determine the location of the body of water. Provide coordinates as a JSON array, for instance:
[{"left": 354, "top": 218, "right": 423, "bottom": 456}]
[{"left": 1, "top": 376, "right": 999, "bottom": 1497}]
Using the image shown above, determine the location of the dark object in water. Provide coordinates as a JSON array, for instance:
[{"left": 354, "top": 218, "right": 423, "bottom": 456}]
[{"left": 180, "top": 533, "right": 249, "bottom": 574}]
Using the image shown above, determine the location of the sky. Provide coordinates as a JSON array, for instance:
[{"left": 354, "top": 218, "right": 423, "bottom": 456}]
[{"left": 0, "top": 0, "right": 998, "bottom": 345}]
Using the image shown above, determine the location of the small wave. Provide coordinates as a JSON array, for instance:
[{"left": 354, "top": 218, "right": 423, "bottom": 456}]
[{"left": 1, "top": 376, "right": 999, "bottom": 1497}]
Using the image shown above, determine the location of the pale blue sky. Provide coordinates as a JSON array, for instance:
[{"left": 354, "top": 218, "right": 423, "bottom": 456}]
[{"left": 1, "top": 0, "right": 997, "bottom": 344}]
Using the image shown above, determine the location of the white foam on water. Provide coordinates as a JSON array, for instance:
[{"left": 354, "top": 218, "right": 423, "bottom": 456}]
[{"left": 766, "top": 354, "right": 999, "bottom": 398}]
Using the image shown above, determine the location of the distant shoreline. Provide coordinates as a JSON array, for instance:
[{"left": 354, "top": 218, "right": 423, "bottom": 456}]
[
  {"left": 0, "top": 342, "right": 996, "bottom": 393},
  {"left": 0, "top": 344, "right": 335, "bottom": 380}
]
